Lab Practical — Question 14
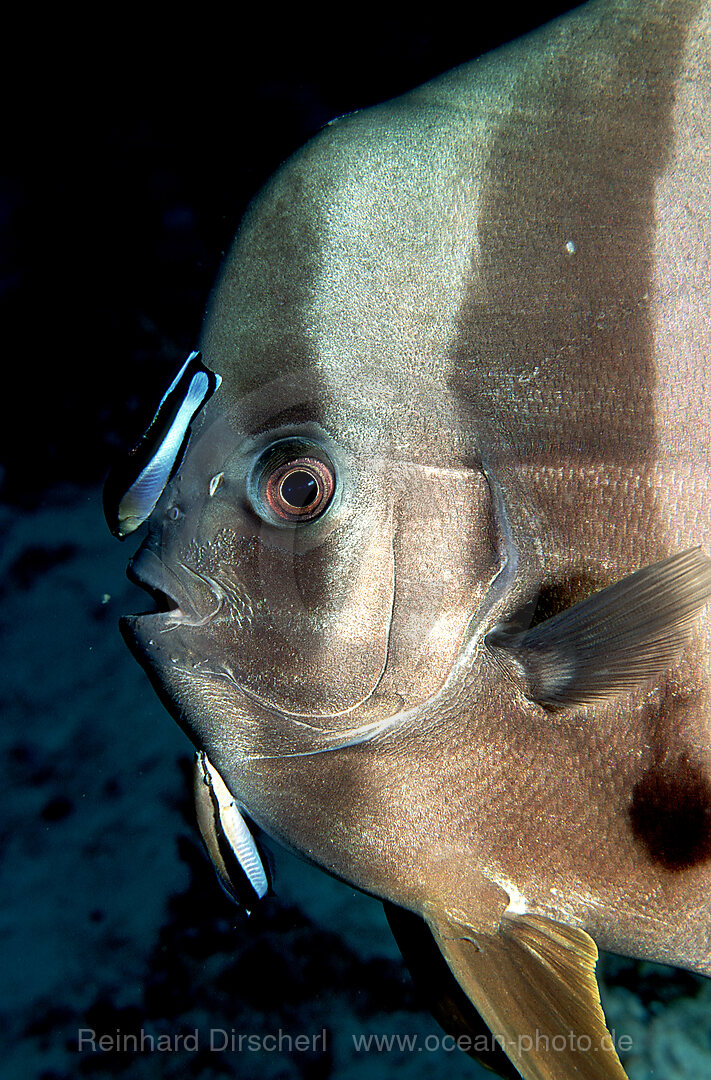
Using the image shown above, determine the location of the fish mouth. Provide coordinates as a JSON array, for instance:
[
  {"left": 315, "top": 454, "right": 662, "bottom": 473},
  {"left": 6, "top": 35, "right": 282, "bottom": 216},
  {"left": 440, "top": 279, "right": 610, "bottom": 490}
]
[{"left": 126, "top": 545, "right": 214, "bottom": 628}]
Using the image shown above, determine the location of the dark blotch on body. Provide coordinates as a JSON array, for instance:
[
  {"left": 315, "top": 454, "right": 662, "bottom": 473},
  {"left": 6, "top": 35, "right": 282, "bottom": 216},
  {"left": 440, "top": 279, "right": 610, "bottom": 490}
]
[{"left": 629, "top": 753, "right": 711, "bottom": 871}]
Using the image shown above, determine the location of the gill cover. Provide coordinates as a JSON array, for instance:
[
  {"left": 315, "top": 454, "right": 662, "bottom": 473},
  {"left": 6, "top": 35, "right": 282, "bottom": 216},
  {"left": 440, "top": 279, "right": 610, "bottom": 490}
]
[{"left": 103, "top": 351, "right": 221, "bottom": 538}]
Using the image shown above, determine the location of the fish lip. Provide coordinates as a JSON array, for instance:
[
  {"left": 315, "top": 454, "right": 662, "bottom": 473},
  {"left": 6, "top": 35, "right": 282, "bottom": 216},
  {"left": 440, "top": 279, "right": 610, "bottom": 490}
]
[{"left": 126, "top": 544, "right": 201, "bottom": 625}]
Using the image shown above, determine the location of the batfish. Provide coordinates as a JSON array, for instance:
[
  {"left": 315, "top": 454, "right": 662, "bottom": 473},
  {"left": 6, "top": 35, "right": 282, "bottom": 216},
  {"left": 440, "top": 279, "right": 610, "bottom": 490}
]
[{"left": 105, "top": 1, "right": 711, "bottom": 1076}]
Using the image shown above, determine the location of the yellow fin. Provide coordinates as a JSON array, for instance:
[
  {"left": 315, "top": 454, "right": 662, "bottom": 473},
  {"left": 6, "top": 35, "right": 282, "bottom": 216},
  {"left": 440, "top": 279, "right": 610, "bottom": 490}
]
[
  {"left": 427, "top": 910, "right": 629, "bottom": 1080},
  {"left": 384, "top": 902, "right": 519, "bottom": 1078}
]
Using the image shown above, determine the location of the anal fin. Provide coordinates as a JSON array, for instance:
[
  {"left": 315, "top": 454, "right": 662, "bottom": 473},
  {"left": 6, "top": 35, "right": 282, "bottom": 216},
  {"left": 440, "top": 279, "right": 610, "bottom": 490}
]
[
  {"left": 427, "top": 910, "right": 629, "bottom": 1080},
  {"left": 384, "top": 901, "right": 519, "bottom": 1078}
]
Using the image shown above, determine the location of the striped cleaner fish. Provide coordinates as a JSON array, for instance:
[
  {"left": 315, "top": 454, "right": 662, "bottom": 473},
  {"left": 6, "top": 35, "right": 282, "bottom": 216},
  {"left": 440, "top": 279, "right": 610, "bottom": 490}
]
[{"left": 105, "top": 2, "right": 711, "bottom": 1076}]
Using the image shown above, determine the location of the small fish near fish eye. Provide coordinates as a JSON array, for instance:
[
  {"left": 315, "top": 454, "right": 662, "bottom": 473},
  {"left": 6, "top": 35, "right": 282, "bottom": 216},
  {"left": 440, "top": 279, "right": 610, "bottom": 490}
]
[
  {"left": 103, "top": 351, "right": 221, "bottom": 538},
  {"left": 248, "top": 439, "right": 336, "bottom": 525}
]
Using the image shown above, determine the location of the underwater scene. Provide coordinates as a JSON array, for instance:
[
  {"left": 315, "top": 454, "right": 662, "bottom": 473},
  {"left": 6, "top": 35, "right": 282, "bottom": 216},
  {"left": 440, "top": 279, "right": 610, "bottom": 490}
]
[{"left": 2, "top": 4, "right": 710, "bottom": 1079}]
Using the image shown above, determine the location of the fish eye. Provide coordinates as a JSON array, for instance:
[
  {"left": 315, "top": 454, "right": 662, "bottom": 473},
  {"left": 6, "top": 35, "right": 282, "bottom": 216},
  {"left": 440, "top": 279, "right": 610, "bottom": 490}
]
[
  {"left": 249, "top": 440, "right": 336, "bottom": 525},
  {"left": 266, "top": 458, "right": 334, "bottom": 521}
]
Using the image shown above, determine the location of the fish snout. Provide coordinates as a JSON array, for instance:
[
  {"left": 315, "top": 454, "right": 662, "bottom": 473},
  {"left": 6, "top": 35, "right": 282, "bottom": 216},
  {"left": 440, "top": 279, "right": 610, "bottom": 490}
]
[{"left": 126, "top": 542, "right": 229, "bottom": 629}]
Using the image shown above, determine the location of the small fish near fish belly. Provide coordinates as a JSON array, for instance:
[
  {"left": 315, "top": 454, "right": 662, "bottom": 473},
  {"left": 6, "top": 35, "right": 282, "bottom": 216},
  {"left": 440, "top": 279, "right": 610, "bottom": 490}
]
[{"left": 193, "top": 752, "right": 269, "bottom": 912}]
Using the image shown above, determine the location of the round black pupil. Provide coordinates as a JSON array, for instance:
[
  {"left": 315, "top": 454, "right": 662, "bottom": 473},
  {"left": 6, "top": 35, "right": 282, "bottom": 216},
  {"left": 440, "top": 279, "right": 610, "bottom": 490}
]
[{"left": 280, "top": 470, "right": 318, "bottom": 508}]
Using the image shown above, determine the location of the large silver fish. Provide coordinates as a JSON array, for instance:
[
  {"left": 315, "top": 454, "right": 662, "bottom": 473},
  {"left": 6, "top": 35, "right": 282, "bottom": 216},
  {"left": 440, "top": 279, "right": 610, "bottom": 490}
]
[{"left": 106, "top": 1, "right": 711, "bottom": 1077}]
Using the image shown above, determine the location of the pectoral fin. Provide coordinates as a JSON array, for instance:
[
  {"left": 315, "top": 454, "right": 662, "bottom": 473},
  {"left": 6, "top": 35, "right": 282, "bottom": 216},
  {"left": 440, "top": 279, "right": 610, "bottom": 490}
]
[
  {"left": 427, "top": 910, "right": 629, "bottom": 1080},
  {"left": 486, "top": 547, "right": 711, "bottom": 709}
]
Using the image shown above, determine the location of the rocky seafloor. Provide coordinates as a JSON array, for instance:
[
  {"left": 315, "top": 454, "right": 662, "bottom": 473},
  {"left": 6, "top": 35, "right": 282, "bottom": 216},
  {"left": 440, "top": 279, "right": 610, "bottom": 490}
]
[{"left": 1, "top": 488, "right": 710, "bottom": 1080}]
